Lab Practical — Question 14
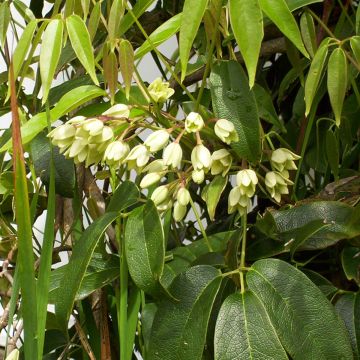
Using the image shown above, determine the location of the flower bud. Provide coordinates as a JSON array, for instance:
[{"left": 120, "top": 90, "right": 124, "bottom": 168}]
[
  {"left": 270, "top": 148, "right": 301, "bottom": 172},
  {"left": 48, "top": 124, "right": 75, "bottom": 150},
  {"left": 103, "top": 140, "right": 130, "bottom": 167},
  {"left": 140, "top": 172, "right": 161, "bottom": 188},
  {"left": 81, "top": 118, "right": 104, "bottom": 136},
  {"left": 151, "top": 185, "right": 169, "bottom": 206},
  {"left": 163, "top": 142, "right": 182, "bottom": 168},
  {"left": 173, "top": 201, "right": 187, "bottom": 222},
  {"left": 148, "top": 77, "right": 175, "bottom": 103},
  {"left": 176, "top": 187, "right": 190, "bottom": 206},
  {"left": 236, "top": 169, "right": 258, "bottom": 198},
  {"left": 211, "top": 149, "right": 232, "bottom": 176},
  {"left": 265, "top": 171, "right": 293, "bottom": 203},
  {"left": 191, "top": 144, "right": 212, "bottom": 172},
  {"left": 192, "top": 169, "right": 205, "bottom": 184},
  {"left": 143, "top": 159, "right": 167, "bottom": 173},
  {"left": 144, "top": 129, "right": 170, "bottom": 152},
  {"left": 185, "top": 112, "right": 204, "bottom": 133},
  {"left": 126, "top": 144, "right": 150, "bottom": 170},
  {"left": 102, "top": 104, "right": 130, "bottom": 118},
  {"left": 214, "top": 119, "right": 238, "bottom": 144},
  {"left": 228, "top": 186, "right": 250, "bottom": 216}
]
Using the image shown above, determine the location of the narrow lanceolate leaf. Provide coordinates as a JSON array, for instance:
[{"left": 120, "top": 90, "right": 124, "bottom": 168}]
[
  {"left": 119, "top": 40, "right": 134, "bottom": 99},
  {"left": 247, "top": 259, "right": 353, "bottom": 359},
  {"left": 259, "top": 0, "right": 308, "bottom": 57},
  {"left": 327, "top": 47, "right": 347, "bottom": 127},
  {"left": 341, "top": 247, "right": 360, "bottom": 284},
  {"left": 125, "top": 201, "right": 165, "bottom": 296},
  {"left": 326, "top": 130, "right": 339, "bottom": 180},
  {"left": 214, "top": 292, "right": 288, "bottom": 360},
  {"left": 103, "top": 45, "right": 118, "bottom": 103},
  {"left": 55, "top": 212, "right": 119, "bottom": 331},
  {"left": 87, "top": 1, "right": 100, "bottom": 41},
  {"left": 229, "top": 0, "right": 263, "bottom": 88},
  {"left": 304, "top": 38, "right": 330, "bottom": 116},
  {"left": 40, "top": 20, "right": 64, "bottom": 104},
  {"left": 148, "top": 266, "right": 222, "bottom": 360},
  {"left": 210, "top": 60, "right": 261, "bottom": 162},
  {"left": 350, "top": 36, "right": 360, "bottom": 66},
  {"left": 357, "top": 4, "right": 360, "bottom": 35},
  {"left": 108, "top": 0, "right": 125, "bottom": 40},
  {"left": 135, "top": 13, "right": 182, "bottom": 59},
  {"left": 179, "top": 0, "right": 209, "bottom": 81},
  {"left": 66, "top": 14, "right": 99, "bottom": 85},
  {"left": 202, "top": 175, "right": 227, "bottom": 221},
  {"left": 300, "top": 12, "right": 317, "bottom": 58},
  {"left": 0, "top": 1, "right": 10, "bottom": 48}
]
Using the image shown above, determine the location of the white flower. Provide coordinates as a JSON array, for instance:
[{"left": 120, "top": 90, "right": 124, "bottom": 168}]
[
  {"left": 48, "top": 124, "right": 75, "bottom": 149},
  {"left": 102, "top": 104, "right": 130, "bottom": 118},
  {"left": 143, "top": 159, "right": 167, "bottom": 173},
  {"left": 173, "top": 201, "right": 187, "bottom": 222},
  {"left": 81, "top": 118, "right": 104, "bottom": 136},
  {"left": 88, "top": 126, "right": 114, "bottom": 144},
  {"left": 85, "top": 144, "right": 104, "bottom": 167},
  {"left": 103, "top": 140, "right": 129, "bottom": 167},
  {"left": 191, "top": 144, "right": 212, "bottom": 172},
  {"left": 228, "top": 186, "right": 250, "bottom": 216},
  {"left": 176, "top": 187, "right": 190, "bottom": 206},
  {"left": 236, "top": 169, "right": 258, "bottom": 198},
  {"left": 192, "top": 169, "right": 205, "bottom": 184},
  {"left": 214, "top": 119, "right": 238, "bottom": 144},
  {"left": 163, "top": 142, "right": 182, "bottom": 168},
  {"left": 144, "top": 129, "right": 170, "bottom": 152},
  {"left": 265, "top": 171, "right": 293, "bottom": 203},
  {"left": 126, "top": 144, "right": 150, "bottom": 170},
  {"left": 211, "top": 149, "right": 232, "bottom": 176},
  {"left": 151, "top": 185, "right": 171, "bottom": 211},
  {"left": 271, "top": 148, "right": 301, "bottom": 173},
  {"left": 140, "top": 172, "right": 161, "bottom": 188},
  {"left": 148, "top": 77, "right": 175, "bottom": 103},
  {"left": 185, "top": 112, "right": 204, "bottom": 133}
]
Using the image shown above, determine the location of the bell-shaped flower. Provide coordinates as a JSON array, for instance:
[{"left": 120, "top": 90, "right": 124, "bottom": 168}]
[
  {"left": 214, "top": 119, "right": 238, "bottom": 144},
  {"left": 48, "top": 124, "right": 75, "bottom": 150},
  {"left": 85, "top": 144, "right": 104, "bottom": 167},
  {"left": 80, "top": 118, "right": 104, "bottom": 136},
  {"left": 144, "top": 129, "right": 170, "bottom": 152},
  {"left": 163, "top": 142, "right": 182, "bottom": 168},
  {"left": 173, "top": 201, "right": 187, "bottom": 222},
  {"left": 140, "top": 172, "right": 162, "bottom": 188},
  {"left": 236, "top": 169, "right": 258, "bottom": 198},
  {"left": 228, "top": 186, "right": 250, "bottom": 216},
  {"left": 126, "top": 144, "right": 150, "bottom": 170},
  {"left": 270, "top": 148, "right": 301, "bottom": 173},
  {"left": 103, "top": 140, "right": 130, "bottom": 167},
  {"left": 265, "top": 171, "right": 293, "bottom": 203},
  {"left": 151, "top": 185, "right": 171, "bottom": 211},
  {"left": 102, "top": 104, "right": 130, "bottom": 118},
  {"left": 148, "top": 77, "right": 175, "bottom": 103},
  {"left": 176, "top": 187, "right": 190, "bottom": 206},
  {"left": 211, "top": 149, "right": 232, "bottom": 176},
  {"left": 192, "top": 169, "right": 205, "bottom": 184},
  {"left": 143, "top": 159, "right": 167, "bottom": 173},
  {"left": 185, "top": 112, "right": 204, "bottom": 133},
  {"left": 191, "top": 144, "right": 212, "bottom": 172}
]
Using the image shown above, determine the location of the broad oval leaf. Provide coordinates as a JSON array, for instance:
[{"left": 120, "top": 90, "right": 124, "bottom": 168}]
[
  {"left": 135, "top": 13, "right": 182, "bottom": 60},
  {"left": 119, "top": 39, "right": 134, "bottom": 99},
  {"left": 214, "top": 292, "right": 288, "bottom": 360},
  {"left": 179, "top": 0, "right": 209, "bottom": 81},
  {"left": 148, "top": 265, "right": 222, "bottom": 360},
  {"left": 327, "top": 47, "right": 347, "bottom": 127},
  {"left": 209, "top": 60, "right": 261, "bottom": 162},
  {"left": 125, "top": 200, "right": 165, "bottom": 295},
  {"left": 66, "top": 14, "right": 99, "bottom": 85},
  {"left": 304, "top": 38, "right": 330, "bottom": 116},
  {"left": 40, "top": 19, "right": 64, "bottom": 104},
  {"left": 259, "top": 0, "right": 308, "bottom": 57},
  {"left": 107, "top": 180, "right": 139, "bottom": 212},
  {"left": 229, "top": 0, "right": 263, "bottom": 88},
  {"left": 247, "top": 259, "right": 353, "bottom": 359}
]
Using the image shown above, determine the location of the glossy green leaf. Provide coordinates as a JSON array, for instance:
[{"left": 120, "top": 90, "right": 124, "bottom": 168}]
[
  {"left": 259, "top": 0, "right": 308, "bottom": 57},
  {"left": 229, "top": 0, "right": 263, "bottom": 88},
  {"left": 210, "top": 60, "right": 261, "bottom": 162},
  {"left": 350, "top": 36, "right": 360, "bottom": 66},
  {"left": 13, "top": 0, "right": 35, "bottom": 22},
  {"left": 135, "top": 13, "right": 182, "bottom": 59},
  {"left": 327, "top": 47, "right": 347, "bottom": 127},
  {"left": 357, "top": 4, "right": 360, "bottom": 35},
  {"left": 103, "top": 45, "right": 118, "bottom": 103},
  {"left": 287, "top": 0, "right": 323, "bottom": 11},
  {"left": 214, "top": 292, "right": 288, "bottom": 360},
  {"left": 55, "top": 211, "right": 119, "bottom": 331},
  {"left": 0, "top": 1, "right": 10, "bottom": 48},
  {"left": 107, "top": 180, "right": 139, "bottom": 212},
  {"left": 326, "top": 129, "right": 339, "bottom": 180},
  {"left": 125, "top": 200, "right": 165, "bottom": 295},
  {"left": 302, "top": 269, "right": 338, "bottom": 298},
  {"left": 87, "top": 1, "right": 100, "bottom": 41},
  {"left": 108, "top": 0, "right": 125, "bottom": 40},
  {"left": 202, "top": 175, "right": 227, "bottom": 221},
  {"left": 179, "top": 0, "right": 209, "bottom": 81},
  {"left": 148, "top": 265, "right": 222, "bottom": 360},
  {"left": 66, "top": 14, "right": 99, "bottom": 85},
  {"left": 341, "top": 247, "right": 360, "bottom": 284},
  {"left": 335, "top": 293, "right": 360, "bottom": 359},
  {"left": 247, "top": 259, "right": 353, "bottom": 359},
  {"left": 300, "top": 12, "right": 317, "bottom": 58},
  {"left": 40, "top": 20, "right": 64, "bottom": 104},
  {"left": 119, "top": 39, "right": 134, "bottom": 99},
  {"left": 304, "top": 38, "right": 330, "bottom": 116}
]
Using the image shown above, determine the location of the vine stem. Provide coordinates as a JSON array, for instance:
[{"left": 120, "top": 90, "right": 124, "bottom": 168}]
[{"left": 239, "top": 212, "right": 247, "bottom": 294}]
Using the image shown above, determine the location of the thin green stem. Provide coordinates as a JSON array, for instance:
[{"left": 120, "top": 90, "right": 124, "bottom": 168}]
[
  {"left": 307, "top": 9, "right": 336, "bottom": 39},
  {"left": 239, "top": 213, "right": 247, "bottom": 294}
]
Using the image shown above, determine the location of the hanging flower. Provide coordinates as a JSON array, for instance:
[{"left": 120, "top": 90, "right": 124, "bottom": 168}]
[
  {"left": 214, "top": 119, "right": 238, "bottom": 144},
  {"left": 185, "top": 112, "right": 204, "bottom": 133},
  {"left": 236, "top": 169, "right": 258, "bottom": 197},
  {"left": 103, "top": 140, "right": 130, "bottom": 168},
  {"left": 144, "top": 129, "right": 170, "bottom": 152},
  {"left": 265, "top": 171, "right": 293, "bottom": 203},
  {"left": 211, "top": 149, "right": 232, "bottom": 176},
  {"left": 163, "top": 142, "right": 183, "bottom": 168},
  {"left": 270, "top": 148, "right": 301, "bottom": 173},
  {"left": 148, "top": 77, "right": 175, "bottom": 103}
]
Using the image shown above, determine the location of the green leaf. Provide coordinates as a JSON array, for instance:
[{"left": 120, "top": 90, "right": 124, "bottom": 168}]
[
  {"left": 0, "top": 1, "right": 10, "bottom": 48},
  {"left": 300, "top": 11, "right": 317, "bottom": 58},
  {"left": 210, "top": 60, "right": 261, "bottom": 162},
  {"left": 103, "top": 44, "right": 118, "bottom": 103},
  {"left": 108, "top": 0, "right": 125, "bottom": 40},
  {"left": 327, "top": 47, "right": 347, "bottom": 127},
  {"left": 341, "top": 247, "right": 360, "bottom": 284},
  {"left": 350, "top": 36, "right": 360, "bottom": 66},
  {"left": 87, "top": 1, "right": 100, "bottom": 41},
  {"left": 247, "top": 259, "right": 353, "bottom": 359},
  {"left": 125, "top": 200, "right": 165, "bottom": 295},
  {"left": 335, "top": 293, "right": 360, "bottom": 359},
  {"left": 259, "top": 0, "right": 308, "bottom": 57},
  {"left": 287, "top": 0, "right": 323, "bottom": 11},
  {"left": 302, "top": 269, "right": 338, "bottom": 298},
  {"left": 135, "top": 13, "right": 182, "bottom": 59},
  {"left": 55, "top": 211, "right": 119, "bottom": 331},
  {"left": 119, "top": 40, "right": 134, "bottom": 99},
  {"left": 66, "top": 14, "right": 99, "bottom": 85},
  {"left": 40, "top": 20, "right": 64, "bottom": 104},
  {"left": 304, "top": 38, "right": 330, "bottom": 116},
  {"left": 107, "top": 180, "right": 139, "bottom": 212},
  {"left": 214, "top": 292, "right": 288, "bottom": 360},
  {"left": 357, "top": 4, "right": 360, "bottom": 35},
  {"left": 179, "top": 0, "right": 209, "bottom": 81},
  {"left": 148, "top": 265, "right": 222, "bottom": 360},
  {"left": 326, "top": 129, "right": 339, "bottom": 180},
  {"left": 202, "top": 175, "right": 227, "bottom": 221},
  {"left": 229, "top": 0, "right": 263, "bottom": 88}
]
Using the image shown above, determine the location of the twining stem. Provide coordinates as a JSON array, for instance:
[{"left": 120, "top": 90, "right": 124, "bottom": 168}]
[{"left": 239, "top": 212, "right": 247, "bottom": 294}]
